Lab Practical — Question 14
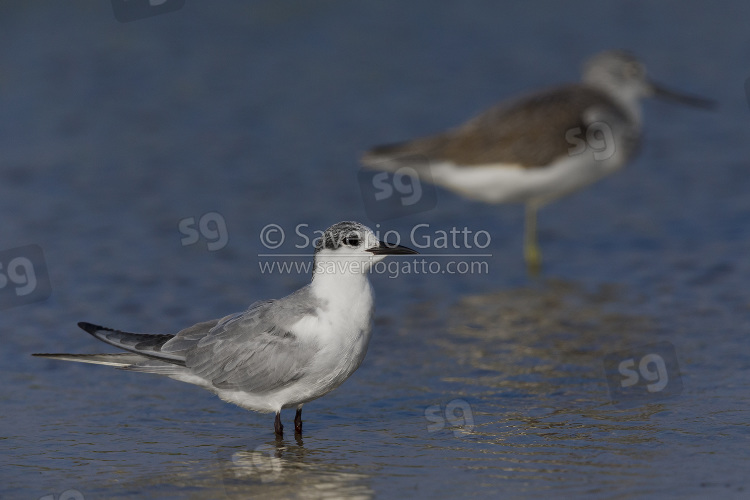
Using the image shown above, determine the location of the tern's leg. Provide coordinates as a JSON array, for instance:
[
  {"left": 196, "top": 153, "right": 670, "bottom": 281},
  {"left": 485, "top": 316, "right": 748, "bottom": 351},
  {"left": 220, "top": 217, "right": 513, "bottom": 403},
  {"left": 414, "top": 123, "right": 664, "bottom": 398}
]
[
  {"left": 294, "top": 406, "right": 303, "bottom": 434},
  {"left": 524, "top": 203, "right": 542, "bottom": 276},
  {"left": 274, "top": 411, "right": 284, "bottom": 437}
]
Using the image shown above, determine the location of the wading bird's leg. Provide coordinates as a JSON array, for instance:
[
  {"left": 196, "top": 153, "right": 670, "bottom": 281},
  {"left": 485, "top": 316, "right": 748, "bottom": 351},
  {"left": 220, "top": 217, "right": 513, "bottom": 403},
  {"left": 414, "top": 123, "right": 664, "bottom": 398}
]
[
  {"left": 524, "top": 203, "right": 542, "bottom": 276},
  {"left": 294, "top": 406, "right": 303, "bottom": 434},
  {"left": 274, "top": 411, "right": 284, "bottom": 437}
]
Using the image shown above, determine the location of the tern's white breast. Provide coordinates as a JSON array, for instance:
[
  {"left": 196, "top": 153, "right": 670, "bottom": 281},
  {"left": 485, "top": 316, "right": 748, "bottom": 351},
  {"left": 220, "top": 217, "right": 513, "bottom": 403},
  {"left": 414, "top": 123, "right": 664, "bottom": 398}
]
[{"left": 215, "top": 274, "right": 376, "bottom": 413}]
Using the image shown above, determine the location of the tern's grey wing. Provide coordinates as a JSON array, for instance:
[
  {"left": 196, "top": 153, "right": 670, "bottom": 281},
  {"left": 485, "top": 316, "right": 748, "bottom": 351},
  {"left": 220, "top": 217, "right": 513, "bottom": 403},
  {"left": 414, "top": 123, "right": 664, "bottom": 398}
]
[
  {"left": 183, "top": 288, "right": 321, "bottom": 393},
  {"left": 158, "top": 311, "right": 251, "bottom": 356},
  {"left": 364, "top": 85, "right": 629, "bottom": 168},
  {"left": 158, "top": 319, "right": 223, "bottom": 355}
]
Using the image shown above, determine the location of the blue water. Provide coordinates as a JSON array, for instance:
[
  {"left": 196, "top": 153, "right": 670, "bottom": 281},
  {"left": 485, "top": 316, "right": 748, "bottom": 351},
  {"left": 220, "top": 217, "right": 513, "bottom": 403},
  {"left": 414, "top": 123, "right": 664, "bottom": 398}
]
[{"left": 2, "top": 1, "right": 750, "bottom": 498}]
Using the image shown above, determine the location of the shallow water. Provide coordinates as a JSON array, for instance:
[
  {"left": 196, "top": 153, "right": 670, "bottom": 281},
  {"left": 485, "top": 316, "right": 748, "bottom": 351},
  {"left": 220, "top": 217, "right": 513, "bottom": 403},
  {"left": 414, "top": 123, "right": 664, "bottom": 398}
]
[{"left": 2, "top": 1, "right": 750, "bottom": 499}]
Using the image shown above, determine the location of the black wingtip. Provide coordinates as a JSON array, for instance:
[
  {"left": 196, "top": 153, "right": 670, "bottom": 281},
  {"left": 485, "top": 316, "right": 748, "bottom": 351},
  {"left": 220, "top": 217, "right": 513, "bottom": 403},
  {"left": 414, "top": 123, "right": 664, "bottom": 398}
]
[
  {"left": 77, "top": 321, "right": 111, "bottom": 334},
  {"left": 78, "top": 321, "right": 96, "bottom": 333}
]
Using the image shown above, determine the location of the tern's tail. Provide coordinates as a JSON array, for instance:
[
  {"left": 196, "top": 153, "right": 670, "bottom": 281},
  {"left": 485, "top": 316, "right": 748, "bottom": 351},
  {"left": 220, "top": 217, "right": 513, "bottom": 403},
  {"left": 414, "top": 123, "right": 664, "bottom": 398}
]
[
  {"left": 32, "top": 352, "right": 148, "bottom": 367},
  {"left": 33, "top": 321, "right": 189, "bottom": 370},
  {"left": 32, "top": 352, "right": 189, "bottom": 377}
]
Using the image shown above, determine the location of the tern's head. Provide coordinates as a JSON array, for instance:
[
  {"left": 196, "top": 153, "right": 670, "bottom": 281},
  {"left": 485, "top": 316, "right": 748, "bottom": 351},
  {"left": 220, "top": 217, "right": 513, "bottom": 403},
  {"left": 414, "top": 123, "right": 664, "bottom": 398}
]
[
  {"left": 313, "top": 221, "right": 418, "bottom": 277},
  {"left": 583, "top": 50, "right": 715, "bottom": 110}
]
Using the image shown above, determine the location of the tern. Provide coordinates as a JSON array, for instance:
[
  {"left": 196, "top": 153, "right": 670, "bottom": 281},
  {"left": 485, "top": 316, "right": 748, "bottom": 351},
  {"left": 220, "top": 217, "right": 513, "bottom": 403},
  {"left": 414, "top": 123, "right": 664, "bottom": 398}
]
[
  {"left": 34, "top": 221, "right": 418, "bottom": 437},
  {"left": 362, "top": 50, "right": 714, "bottom": 274}
]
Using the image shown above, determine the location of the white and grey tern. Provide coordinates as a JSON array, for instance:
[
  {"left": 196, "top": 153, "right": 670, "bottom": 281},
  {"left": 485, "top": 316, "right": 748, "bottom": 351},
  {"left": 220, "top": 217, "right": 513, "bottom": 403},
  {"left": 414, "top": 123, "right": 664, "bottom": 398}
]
[{"left": 34, "top": 221, "right": 418, "bottom": 437}]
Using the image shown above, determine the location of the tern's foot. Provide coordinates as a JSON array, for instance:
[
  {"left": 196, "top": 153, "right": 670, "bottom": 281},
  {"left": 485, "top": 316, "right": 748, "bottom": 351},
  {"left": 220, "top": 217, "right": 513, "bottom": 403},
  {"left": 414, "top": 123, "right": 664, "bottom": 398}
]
[
  {"left": 294, "top": 408, "right": 303, "bottom": 434},
  {"left": 274, "top": 412, "right": 284, "bottom": 437}
]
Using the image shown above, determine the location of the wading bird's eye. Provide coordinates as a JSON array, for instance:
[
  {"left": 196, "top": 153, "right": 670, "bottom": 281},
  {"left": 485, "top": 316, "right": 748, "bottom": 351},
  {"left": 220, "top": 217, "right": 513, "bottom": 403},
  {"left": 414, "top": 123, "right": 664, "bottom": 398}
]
[{"left": 624, "top": 63, "right": 642, "bottom": 79}]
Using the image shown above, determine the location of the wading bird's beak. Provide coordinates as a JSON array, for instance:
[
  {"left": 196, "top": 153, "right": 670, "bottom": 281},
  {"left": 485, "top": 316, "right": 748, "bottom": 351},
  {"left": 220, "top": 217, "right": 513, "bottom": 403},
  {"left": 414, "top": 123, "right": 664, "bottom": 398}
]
[
  {"left": 367, "top": 241, "right": 419, "bottom": 255},
  {"left": 650, "top": 80, "right": 716, "bottom": 109}
]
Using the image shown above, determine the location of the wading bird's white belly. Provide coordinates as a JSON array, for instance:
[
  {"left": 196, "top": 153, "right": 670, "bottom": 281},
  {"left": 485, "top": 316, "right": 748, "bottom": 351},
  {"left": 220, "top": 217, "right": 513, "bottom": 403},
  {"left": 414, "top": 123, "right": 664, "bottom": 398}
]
[{"left": 428, "top": 150, "right": 627, "bottom": 206}]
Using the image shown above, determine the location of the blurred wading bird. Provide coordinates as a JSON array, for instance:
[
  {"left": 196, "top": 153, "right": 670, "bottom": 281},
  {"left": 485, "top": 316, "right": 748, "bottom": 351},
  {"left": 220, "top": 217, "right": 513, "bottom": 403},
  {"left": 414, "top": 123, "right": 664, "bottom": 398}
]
[
  {"left": 362, "top": 50, "right": 714, "bottom": 274},
  {"left": 34, "top": 222, "right": 418, "bottom": 437}
]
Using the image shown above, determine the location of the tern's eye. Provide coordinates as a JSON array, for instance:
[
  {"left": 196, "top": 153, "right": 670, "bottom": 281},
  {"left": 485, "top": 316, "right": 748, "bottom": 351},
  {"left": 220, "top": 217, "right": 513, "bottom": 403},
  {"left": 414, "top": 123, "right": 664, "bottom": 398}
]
[{"left": 343, "top": 235, "right": 360, "bottom": 247}]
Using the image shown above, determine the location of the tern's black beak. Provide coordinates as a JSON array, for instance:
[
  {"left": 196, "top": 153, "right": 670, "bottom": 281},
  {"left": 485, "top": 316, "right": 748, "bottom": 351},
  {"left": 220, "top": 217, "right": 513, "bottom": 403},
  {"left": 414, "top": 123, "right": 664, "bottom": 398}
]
[
  {"left": 650, "top": 81, "right": 716, "bottom": 110},
  {"left": 367, "top": 241, "right": 419, "bottom": 255}
]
